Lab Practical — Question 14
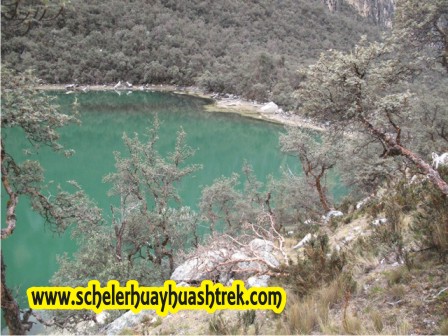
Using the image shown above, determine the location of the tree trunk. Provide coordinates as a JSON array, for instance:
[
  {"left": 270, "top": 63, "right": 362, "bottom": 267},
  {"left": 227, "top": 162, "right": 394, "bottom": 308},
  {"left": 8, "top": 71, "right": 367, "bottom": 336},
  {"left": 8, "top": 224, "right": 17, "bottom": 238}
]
[
  {"left": 360, "top": 116, "right": 448, "bottom": 196},
  {"left": 396, "top": 144, "right": 448, "bottom": 195},
  {"left": 315, "top": 176, "right": 331, "bottom": 212},
  {"left": 1, "top": 141, "right": 18, "bottom": 239},
  {"left": 1, "top": 254, "right": 26, "bottom": 335}
]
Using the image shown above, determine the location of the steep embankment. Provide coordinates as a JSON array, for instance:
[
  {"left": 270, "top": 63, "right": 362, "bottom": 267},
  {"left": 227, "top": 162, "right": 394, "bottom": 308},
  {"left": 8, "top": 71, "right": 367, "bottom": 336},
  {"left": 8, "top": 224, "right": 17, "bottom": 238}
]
[{"left": 60, "top": 184, "right": 447, "bottom": 335}]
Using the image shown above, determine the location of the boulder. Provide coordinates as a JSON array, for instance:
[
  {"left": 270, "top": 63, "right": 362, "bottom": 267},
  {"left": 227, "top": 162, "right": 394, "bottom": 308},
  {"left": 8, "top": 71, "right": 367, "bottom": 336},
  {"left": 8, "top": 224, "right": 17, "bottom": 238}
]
[
  {"left": 260, "top": 102, "right": 279, "bottom": 114},
  {"left": 96, "top": 311, "right": 110, "bottom": 325},
  {"left": 259, "top": 251, "right": 279, "bottom": 268},
  {"left": 372, "top": 217, "right": 387, "bottom": 226},
  {"left": 247, "top": 275, "right": 270, "bottom": 288},
  {"left": 292, "top": 233, "right": 315, "bottom": 249},
  {"left": 171, "top": 239, "right": 279, "bottom": 284},
  {"left": 102, "top": 310, "right": 155, "bottom": 335},
  {"left": 323, "top": 210, "right": 343, "bottom": 224},
  {"left": 170, "top": 249, "right": 228, "bottom": 282},
  {"left": 249, "top": 238, "right": 273, "bottom": 253}
]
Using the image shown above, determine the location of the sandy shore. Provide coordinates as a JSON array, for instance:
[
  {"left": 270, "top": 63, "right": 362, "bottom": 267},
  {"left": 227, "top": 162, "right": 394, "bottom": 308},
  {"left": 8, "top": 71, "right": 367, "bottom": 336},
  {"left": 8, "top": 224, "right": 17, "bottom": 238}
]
[{"left": 37, "top": 84, "right": 325, "bottom": 131}]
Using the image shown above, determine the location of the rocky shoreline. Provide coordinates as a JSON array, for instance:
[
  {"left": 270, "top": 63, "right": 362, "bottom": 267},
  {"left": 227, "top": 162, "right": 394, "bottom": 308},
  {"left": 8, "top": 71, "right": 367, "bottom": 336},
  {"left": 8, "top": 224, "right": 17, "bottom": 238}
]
[{"left": 37, "top": 83, "right": 325, "bottom": 131}]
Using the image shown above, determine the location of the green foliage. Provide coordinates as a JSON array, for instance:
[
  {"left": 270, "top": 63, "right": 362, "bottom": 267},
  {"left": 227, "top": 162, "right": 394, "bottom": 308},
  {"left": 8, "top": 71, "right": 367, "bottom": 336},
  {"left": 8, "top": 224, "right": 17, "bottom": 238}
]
[
  {"left": 239, "top": 310, "right": 256, "bottom": 330},
  {"left": 280, "top": 234, "right": 349, "bottom": 297},
  {"left": 1, "top": 0, "right": 67, "bottom": 37},
  {"left": 412, "top": 167, "right": 448, "bottom": 256},
  {"left": 394, "top": 0, "right": 448, "bottom": 72},
  {"left": 438, "top": 318, "right": 448, "bottom": 335},
  {"left": 269, "top": 172, "right": 322, "bottom": 229},
  {"left": 1, "top": 65, "right": 94, "bottom": 237},
  {"left": 1, "top": 0, "right": 380, "bottom": 107},
  {"left": 200, "top": 162, "right": 273, "bottom": 234},
  {"left": 1, "top": 66, "right": 78, "bottom": 153},
  {"left": 280, "top": 127, "right": 338, "bottom": 212},
  {"left": 295, "top": 4, "right": 448, "bottom": 195},
  {"left": 52, "top": 120, "right": 201, "bottom": 290},
  {"left": 1, "top": 64, "right": 96, "bottom": 334},
  {"left": 209, "top": 312, "right": 241, "bottom": 335},
  {"left": 384, "top": 266, "right": 409, "bottom": 286}
]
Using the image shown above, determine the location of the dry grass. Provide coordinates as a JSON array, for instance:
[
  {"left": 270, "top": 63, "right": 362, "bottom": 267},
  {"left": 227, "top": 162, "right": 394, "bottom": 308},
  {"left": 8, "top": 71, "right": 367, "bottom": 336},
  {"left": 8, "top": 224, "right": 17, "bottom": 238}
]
[
  {"left": 438, "top": 318, "right": 448, "bottom": 335},
  {"left": 284, "top": 297, "right": 318, "bottom": 334},
  {"left": 369, "top": 310, "right": 384, "bottom": 333},
  {"left": 318, "top": 278, "right": 344, "bottom": 309},
  {"left": 433, "top": 221, "right": 448, "bottom": 254},
  {"left": 387, "top": 284, "right": 406, "bottom": 301},
  {"left": 209, "top": 312, "right": 241, "bottom": 335},
  {"left": 282, "top": 273, "right": 357, "bottom": 334},
  {"left": 385, "top": 266, "right": 408, "bottom": 286},
  {"left": 394, "top": 319, "right": 411, "bottom": 335},
  {"left": 342, "top": 310, "right": 363, "bottom": 335}
]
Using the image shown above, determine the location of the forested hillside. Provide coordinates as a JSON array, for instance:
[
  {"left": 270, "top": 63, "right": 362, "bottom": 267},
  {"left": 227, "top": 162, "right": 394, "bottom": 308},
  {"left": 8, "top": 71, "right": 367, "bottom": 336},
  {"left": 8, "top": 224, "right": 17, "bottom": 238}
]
[{"left": 1, "top": 0, "right": 380, "bottom": 107}]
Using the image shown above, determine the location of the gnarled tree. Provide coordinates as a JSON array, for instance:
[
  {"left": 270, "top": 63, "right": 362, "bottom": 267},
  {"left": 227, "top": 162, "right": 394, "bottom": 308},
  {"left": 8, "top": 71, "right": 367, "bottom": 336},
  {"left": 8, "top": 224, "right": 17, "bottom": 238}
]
[
  {"left": 295, "top": 38, "right": 448, "bottom": 196},
  {"left": 280, "top": 127, "right": 338, "bottom": 213},
  {"left": 1, "top": 66, "right": 99, "bottom": 334}
]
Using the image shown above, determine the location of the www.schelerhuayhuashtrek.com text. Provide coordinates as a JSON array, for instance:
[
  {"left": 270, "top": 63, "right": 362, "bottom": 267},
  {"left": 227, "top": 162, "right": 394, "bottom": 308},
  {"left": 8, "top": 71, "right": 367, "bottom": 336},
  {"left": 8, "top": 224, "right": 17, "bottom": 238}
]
[{"left": 27, "top": 279, "right": 287, "bottom": 316}]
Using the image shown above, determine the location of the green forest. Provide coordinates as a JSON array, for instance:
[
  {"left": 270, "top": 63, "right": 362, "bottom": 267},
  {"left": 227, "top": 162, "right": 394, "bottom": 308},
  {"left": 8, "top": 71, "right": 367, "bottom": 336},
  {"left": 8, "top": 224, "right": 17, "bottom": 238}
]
[
  {"left": 2, "top": 0, "right": 381, "bottom": 107},
  {"left": 1, "top": 0, "right": 448, "bottom": 335}
]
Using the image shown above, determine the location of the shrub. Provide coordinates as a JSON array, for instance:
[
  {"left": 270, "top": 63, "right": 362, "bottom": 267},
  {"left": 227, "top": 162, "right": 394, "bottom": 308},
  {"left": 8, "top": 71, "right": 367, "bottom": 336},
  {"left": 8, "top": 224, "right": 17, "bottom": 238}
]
[
  {"left": 412, "top": 167, "right": 448, "bottom": 257},
  {"left": 280, "top": 234, "right": 347, "bottom": 297},
  {"left": 370, "top": 310, "right": 384, "bottom": 333},
  {"left": 438, "top": 318, "right": 448, "bottom": 335},
  {"left": 384, "top": 265, "right": 408, "bottom": 286},
  {"left": 209, "top": 312, "right": 241, "bottom": 335}
]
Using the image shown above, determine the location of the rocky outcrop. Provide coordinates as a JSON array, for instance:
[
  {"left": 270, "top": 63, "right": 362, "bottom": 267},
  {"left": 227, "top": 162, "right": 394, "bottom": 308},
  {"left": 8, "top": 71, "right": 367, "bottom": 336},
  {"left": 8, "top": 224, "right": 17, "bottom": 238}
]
[
  {"left": 323, "top": 0, "right": 395, "bottom": 27},
  {"left": 102, "top": 311, "right": 157, "bottom": 335},
  {"left": 292, "top": 233, "right": 316, "bottom": 250},
  {"left": 170, "top": 249, "right": 229, "bottom": 283},
  {"left": 259, "top": 102, "right": 280, "bottom": 114},
  {"left": 170, "top": 239, "right": 279, "bottom": 287}
]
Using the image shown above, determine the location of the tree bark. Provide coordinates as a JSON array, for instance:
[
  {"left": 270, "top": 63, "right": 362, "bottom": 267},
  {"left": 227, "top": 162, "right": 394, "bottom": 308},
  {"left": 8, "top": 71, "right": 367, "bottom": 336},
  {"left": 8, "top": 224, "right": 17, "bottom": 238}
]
[
  {"left": 1, "top": 141, "right": 18, "bottom": 239},
  {"left": 396, "top": 144, "right": 448, "bottom": 195},
  {"left": 1, "top": 254, "right": 27, "bottom": 335},
  {"left": 360, "top": 116, "right": 448, "bottom": 196},
  {"left": 315, "top": 174, "right": 331, "bottom": 213}
]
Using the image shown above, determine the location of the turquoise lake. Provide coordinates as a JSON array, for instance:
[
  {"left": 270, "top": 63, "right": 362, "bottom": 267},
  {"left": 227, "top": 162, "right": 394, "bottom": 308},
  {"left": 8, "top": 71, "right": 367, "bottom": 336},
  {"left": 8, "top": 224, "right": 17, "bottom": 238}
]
[{"left": 1, "top": 90, "right": 345, "bottom": 309}]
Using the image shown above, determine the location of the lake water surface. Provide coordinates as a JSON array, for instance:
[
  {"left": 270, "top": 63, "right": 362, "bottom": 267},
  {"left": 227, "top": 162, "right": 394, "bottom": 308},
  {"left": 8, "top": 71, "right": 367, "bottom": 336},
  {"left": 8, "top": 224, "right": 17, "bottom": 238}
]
[{"left": 1, "top": 91, "right": 344, "bottom": 309}]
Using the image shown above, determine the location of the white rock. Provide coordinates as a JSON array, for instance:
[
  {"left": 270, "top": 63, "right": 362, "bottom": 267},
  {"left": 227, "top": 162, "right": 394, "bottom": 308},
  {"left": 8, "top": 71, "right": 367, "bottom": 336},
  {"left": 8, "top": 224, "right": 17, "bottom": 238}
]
[
  {"left": 247, "top": 275, "right": 270, "bottom": 288},
  {"left": 170, "top": 250, "right": 228, "bottom": 282},
  {"left": 96, "top": 311, "right": 110, "bottom": 325},
  {"left": 177, "top": 281, "right": 190, "bottom": 287},
  {"left": 102, "top": 311, "right": 155, "bottom": 335},
  {"left": 249, "top": 239, "right": 273, "bottom": 253},
  {"left": 432, "top": 152, "right": 448, "bottom": 169},
  {"left": 171, "top": 240, "right": 279, "bottom": 285},
  {"left": 372, "top": 218, "right": 388, "bottom": 226},
  {"left": 292, "top": 233, "right": 314, "bottom": 249},
  {"left": 260, "top": 102, "right": 279, "bottom": 114},
  {"left": 113, "top": 81, "right": 122, "bottom": 89},
  {"left": 259, "top": 250, "right": 280, "bottom": 268},
  {"left": 323, "top": 210, "right": 343, "bottom": 224},
  {"left": 356, "top": 196, "right": 372, "bottom": 209}
]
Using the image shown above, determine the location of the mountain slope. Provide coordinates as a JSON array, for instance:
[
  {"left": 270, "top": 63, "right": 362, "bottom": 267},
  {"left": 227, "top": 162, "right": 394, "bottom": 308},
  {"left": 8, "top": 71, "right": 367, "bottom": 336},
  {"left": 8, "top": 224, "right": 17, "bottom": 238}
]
[{"left": 1, "top": 0, "right": 381, "bottom": 107}]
